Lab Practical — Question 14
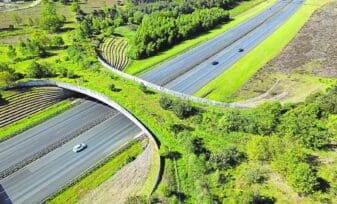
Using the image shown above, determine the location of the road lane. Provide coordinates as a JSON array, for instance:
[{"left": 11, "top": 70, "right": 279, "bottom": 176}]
[
  {"left": 0, "top": 99, "right": 116, "bottom": 177},
  {"left": 140, "top": 0, "right": 304, "bottom": 94},
  {"left": 0, "top": 113, "right": 142, "bottom": 204},
  {"left": 166, "top": 0, "right": 304, "bottom": 94}
]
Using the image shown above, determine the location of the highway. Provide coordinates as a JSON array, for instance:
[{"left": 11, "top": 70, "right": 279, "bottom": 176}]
[
  {"left": 141, "top": 0, "right": 304, "bottom": 95},
  {"left": 0, "top": 111, "right": 142, "bottom": 203},
  {"left": 0, "top": 100, "right": 116, "bottom": 178}
]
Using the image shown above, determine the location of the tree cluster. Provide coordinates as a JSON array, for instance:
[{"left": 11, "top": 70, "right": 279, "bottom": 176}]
[
  {"left": 218, "top": 101, "right": 332, "bottom": 149},
  {"left": 128, "top": 8, "right": 229, "bottom": 59}
]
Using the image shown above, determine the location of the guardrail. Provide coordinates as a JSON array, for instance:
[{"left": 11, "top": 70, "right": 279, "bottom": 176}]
[
  {"left": 97, "top": 54, "right": 249, "bottom": 108},
  {"left": 4, "top": 80, "right": 161, "bottom": 196}
]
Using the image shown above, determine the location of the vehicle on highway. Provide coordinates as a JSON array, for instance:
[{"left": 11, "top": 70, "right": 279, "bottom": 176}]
[
  {"left": 238, "top": 48, "right": 244, "bottom": 52},
  {"left": 212, "top": 61, "right": 219, "bottom": 65},
  {"left": 72, "top": 143, "right": 87, "bottom": 153}
]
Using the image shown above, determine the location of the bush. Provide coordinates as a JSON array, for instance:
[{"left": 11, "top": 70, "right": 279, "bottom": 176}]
[
  {"left": 125, "top": 196, "right": 147, "bottom": 204},
  {"left": 218, "top": 109, "right": 243, "bottom": 132},
  {"left": 139, "top": 82, "right": 147, "bottom": 93},
  {"left": 109, "top": 83, "right": 119, "bottom": 92},
  {"left": 236, "top": 164, "right": 267, "bottom": 188},
  {"left": 209, "top": 146, "right": 244, "bottom": 170},
  {"left": 159, "top": 95, "right": 173, "bottom": 110},
  {"left": 172, "top": 100, "right": 196, "bottom": 119},
  {"left": 287, "top": 163, "right": 318, "bottom": 195},
  {"left": 246, "top": 136, "right": 271, "bottom": 162}
]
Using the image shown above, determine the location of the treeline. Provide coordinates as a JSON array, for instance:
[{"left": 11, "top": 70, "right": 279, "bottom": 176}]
[{"left": 128, "top": 8, "right": 229, "bottom": 59}]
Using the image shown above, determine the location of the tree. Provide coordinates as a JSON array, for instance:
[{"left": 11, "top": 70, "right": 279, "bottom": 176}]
[
  {"left": 40, "top": 2, "right": 63, "bottom": 32},
  {"left": 0, "top": 63, "right": 21, "bottom": 86},
  {"left": 26, "top": 61, "right": 53, "bottom": 78}
]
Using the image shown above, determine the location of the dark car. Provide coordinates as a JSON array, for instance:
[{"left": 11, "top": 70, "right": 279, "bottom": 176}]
[
  {"left": 238, "top": 48, "right": 244, "bottom": 52},
  {"left": 212, "top": 61, "right": 219, "bottom": 65}
]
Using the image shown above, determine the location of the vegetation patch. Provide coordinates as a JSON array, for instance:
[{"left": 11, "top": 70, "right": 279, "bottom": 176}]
[{"left": 196, "top": 0, "right": 335, "bottom": 102}]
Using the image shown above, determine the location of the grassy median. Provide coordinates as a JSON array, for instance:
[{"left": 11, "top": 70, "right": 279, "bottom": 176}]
[{"left": 195, "top": 0, "right": 335, "bottom": 102}]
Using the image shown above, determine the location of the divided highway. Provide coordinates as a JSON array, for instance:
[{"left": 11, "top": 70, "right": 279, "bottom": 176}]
[
  {"left": 0, "top": 100, "right": 115, "bottom": 178},
  {"left": 141, "top": 0, "right": 304, "bottom": 95},
  {"left": 0, "top": 98, "right": 142, "bottom": 203}
]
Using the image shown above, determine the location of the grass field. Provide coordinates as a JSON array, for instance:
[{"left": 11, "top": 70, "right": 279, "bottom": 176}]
[
  {"left": 195, "top": 0, "right": 336, "bottom": 102},
  {"left": 48, "top": 139, "right": 144, "bottom": 204},
  {"left": 0, "top": 100, "right": 74, "bottom": 141},
  {"left": 124, "top": 0, "right": 275, "bottom": 76}
]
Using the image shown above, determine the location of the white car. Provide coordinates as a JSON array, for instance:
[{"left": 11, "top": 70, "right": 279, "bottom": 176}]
[{"left": 72, "top": 143, "right": 87, "bottom": 153}]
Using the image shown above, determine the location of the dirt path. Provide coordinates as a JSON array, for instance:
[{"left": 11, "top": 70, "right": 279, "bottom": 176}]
[
  {"left": 233, "top": 2, "right": 337, "bottom": 104},
  {"left": 78, "top": 141, "right": 156, "bottom": 204}
]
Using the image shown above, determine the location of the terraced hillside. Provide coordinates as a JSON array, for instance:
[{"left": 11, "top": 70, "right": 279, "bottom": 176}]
[
  {"left": 0, "top": 87, "right": 73, "bottom": 128},
  {"left": 99, "top": 37, "right": 129, "bottom": 70}
]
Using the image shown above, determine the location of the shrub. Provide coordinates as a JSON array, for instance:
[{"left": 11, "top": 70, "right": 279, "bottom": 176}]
[
  {"left": 246, "top": 136, "right": 271, "bottom": 162},
  {"left": 209, "top": 146, "right": 244, "bottom": 170},
  {"left": 172, "top": 100, "right": 195, "bottom": 119},
  {"left": 109, "top": 83, "right": 119, "bottom": 92},
  {"left": 139, "top": 82, "right": 148, "bottom": 93},
  {"left": 159, "top": 95, "right": 173, "bottom": 110},
  {"left": 125, "top": 196, "right": 147, "bottom": 204},
  {"left": 218, "top": 109, "right": 243, "bottom": 132},
  {"left": 287, "top": 163, "right": 318, "bottom": 195},
  {"left": 238, "top": 164, "right": 267, "bottom": 186}
]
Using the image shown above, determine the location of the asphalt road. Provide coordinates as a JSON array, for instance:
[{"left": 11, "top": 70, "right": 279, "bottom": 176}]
[
  {"left": 0, "top": 112, "right": 142, "bottom": 204},
  {"left": 141, "top": 0, "right": 304, "bottom": 94},
  {"left": 0, "top": 100, "right": 116, "bottom": 177}
]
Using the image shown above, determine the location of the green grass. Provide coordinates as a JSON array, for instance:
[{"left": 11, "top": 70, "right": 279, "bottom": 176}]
[
  {"left": 0, "top": 100, "right": 74, "bottom": 141},
  {"left": 114, "top": 26, "right": 136, "bottom": 42},
  {"left": 124, "top": 0, "right": 276, "bottom": 76},
  {"left": 48, "top": 140, "right": 144, "bottom": 204},
  {"left": 195, "top": 0, "right": 335, "bottom": 102}
]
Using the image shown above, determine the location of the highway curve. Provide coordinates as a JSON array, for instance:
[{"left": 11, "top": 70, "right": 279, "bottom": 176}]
[
  {"left": 0, "top": 113, "right": 141, "bottom": 203},
  {"left": 141, "top": 0, "right": 304, "bottom": 95}
]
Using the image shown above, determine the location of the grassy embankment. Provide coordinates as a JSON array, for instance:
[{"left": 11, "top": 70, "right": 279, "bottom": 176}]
[
  {"left": 195, "top": 0, "right": 336, "bottom": 102},
  {"left": 124, "top": 0, "right": 276, "bottom": 76},
  {"left": 0, "top": 100, "right": 74, "bottom": 141}
]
